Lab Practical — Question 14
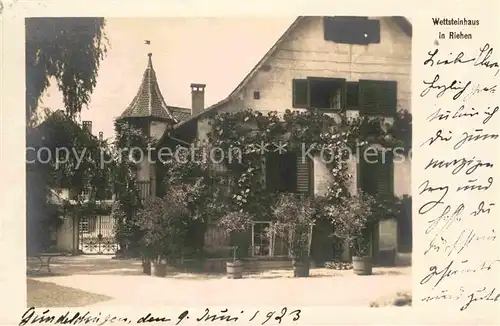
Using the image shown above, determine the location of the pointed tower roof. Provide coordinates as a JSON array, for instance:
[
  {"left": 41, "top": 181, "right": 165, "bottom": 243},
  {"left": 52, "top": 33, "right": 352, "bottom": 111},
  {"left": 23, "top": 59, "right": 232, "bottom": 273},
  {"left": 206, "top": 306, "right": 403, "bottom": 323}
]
[{"left": 120, "top": 53, "right": 177, "bottom": 122}]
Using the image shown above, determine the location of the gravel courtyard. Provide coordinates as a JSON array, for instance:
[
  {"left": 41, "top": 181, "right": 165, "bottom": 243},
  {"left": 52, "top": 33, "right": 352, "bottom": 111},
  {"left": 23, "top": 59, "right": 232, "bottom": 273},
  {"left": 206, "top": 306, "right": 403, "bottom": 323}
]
[{"left": 27, "top": 255, "right": 411, "bottom": 307}]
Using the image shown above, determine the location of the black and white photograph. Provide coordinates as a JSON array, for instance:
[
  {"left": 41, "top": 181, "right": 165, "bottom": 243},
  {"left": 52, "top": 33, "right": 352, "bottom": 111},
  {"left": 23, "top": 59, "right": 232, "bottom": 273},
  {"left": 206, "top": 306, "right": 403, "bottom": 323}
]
[{"left": 25, "top": 16, "right": 413, "bottom": 308}]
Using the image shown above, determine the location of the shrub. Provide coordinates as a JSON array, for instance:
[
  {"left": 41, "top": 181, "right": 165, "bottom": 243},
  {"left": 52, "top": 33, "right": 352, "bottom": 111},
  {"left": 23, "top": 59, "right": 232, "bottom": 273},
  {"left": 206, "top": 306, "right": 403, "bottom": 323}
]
[
  {"left": 323, "top": 192, "right": 375, "bottom": 257},
  {"left": 137, "top": 185, "right": 192, "bottom": 263},
  {"left": 270, "top": 193, "right": 315, "bottom": 261}
]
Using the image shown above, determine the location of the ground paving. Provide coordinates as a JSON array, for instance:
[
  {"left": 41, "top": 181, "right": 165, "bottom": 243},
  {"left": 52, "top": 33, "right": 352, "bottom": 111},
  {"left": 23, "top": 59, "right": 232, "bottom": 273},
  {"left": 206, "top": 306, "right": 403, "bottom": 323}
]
[{"left": 27, "top": 255, "right": 411, "bottom": 307}]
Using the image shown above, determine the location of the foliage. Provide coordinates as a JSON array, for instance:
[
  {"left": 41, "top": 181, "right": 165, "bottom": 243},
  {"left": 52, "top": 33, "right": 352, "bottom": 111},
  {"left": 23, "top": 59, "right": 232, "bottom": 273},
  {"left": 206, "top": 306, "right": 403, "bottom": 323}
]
[
  {"left": 323, "top": 191, "right": 376, "bottom": 257},
  {"left": 26, "top": 110, "right": 114, "bottom": 253},
  {"left": 324, "top": 261, "right": 353, "bottom": 270},
  {"left": 205, "top": 108, "right": 412, "bottom": 219},
  {"left": 154, "top": 108, "right": 411, "bottom": 257},
  {"left": 26, "top": 18, "right": 108, "bottom": 122},
  {"left": 371, "top": 194, "right": 411, "bottom": 223},
  {"left": 136, "top": 186, "right": 193, "bottom": 263},
  {"left": 218, "top": 211, "right": 254, "bottom": 238},
  {"left": 269, "top": 193, "right": 315, "bottom": 260},
  {"left": 110, "top": 119, "right": 154, "bottom": 253},
  {"left": 27, "top": 110, "right": 113, "bottom": 198}
]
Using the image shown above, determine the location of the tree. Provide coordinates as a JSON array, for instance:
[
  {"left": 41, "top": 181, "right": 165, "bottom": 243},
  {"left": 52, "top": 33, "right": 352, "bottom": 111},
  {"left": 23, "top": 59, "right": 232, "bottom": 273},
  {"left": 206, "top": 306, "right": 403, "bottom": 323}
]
[{"left": 26, "top": 18, "right": 108, "bottom": 122}]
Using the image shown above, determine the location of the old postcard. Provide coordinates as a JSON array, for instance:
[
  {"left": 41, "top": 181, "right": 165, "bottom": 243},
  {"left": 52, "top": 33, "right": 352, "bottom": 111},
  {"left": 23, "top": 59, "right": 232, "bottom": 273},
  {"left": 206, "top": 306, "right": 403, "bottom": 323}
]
[{"left": 0, "top": 0, "right": 498, "bottom": 325}]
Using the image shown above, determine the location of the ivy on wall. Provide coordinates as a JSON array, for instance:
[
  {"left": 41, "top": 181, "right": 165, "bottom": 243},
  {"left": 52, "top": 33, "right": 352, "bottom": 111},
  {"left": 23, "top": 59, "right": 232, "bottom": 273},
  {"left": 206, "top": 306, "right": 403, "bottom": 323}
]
[{"left": 203, "top": 108, "right": 412, "bottom": 218}]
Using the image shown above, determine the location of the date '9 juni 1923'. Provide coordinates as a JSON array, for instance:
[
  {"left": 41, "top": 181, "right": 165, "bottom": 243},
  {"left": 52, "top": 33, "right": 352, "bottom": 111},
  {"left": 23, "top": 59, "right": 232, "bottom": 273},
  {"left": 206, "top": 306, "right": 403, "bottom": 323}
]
[{"left": 137, "top": 307, "right": 302, "bottom": 325}]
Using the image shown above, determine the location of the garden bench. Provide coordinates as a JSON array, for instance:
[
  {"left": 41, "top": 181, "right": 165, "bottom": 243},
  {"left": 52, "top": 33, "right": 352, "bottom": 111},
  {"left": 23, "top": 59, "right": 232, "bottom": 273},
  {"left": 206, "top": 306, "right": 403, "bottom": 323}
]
[{"left": 27, "top": 252, "right": 67, "bottom": 274}]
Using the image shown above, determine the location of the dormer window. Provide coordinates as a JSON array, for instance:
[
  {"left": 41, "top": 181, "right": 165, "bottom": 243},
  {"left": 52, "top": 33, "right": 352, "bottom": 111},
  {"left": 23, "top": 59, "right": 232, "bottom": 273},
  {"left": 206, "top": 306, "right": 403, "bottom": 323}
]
[{"left": 323, "top": 16, "right": 381, "bottom": 45}]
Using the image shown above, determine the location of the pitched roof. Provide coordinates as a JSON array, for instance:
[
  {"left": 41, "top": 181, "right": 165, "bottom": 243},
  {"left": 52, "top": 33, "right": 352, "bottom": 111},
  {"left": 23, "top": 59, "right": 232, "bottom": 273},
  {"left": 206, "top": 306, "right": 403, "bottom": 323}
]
[
  {"left": 172, "top": 16, "right": 412, "bottom": 130},
  {"left": 119, "top": 53, "right": 178, "bottom": 122},
  {"left": 171, "top": 106, "right": 192, "bottom": 122}
]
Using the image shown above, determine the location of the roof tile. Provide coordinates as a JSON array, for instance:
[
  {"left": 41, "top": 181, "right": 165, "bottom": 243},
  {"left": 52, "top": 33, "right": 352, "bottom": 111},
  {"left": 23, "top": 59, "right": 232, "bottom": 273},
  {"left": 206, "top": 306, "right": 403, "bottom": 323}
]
[{"left": 120, "top": 53, "right": 178, "bottom": 121}]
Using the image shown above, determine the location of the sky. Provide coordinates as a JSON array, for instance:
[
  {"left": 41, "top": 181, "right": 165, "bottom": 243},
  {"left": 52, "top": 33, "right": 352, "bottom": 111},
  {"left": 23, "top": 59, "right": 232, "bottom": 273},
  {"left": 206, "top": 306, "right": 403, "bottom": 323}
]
[{"left": 39, "top": 17, "right": 296, "bottom": 139}]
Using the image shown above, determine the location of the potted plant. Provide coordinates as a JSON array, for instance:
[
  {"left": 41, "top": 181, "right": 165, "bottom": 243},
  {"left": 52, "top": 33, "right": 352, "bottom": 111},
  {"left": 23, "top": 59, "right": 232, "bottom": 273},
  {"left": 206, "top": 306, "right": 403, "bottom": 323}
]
[
  {"left": 270, "top": 193, "right": 315, "bottom": 278},
  {"left": 137, "top": 186, "right": 191, "bottom": 277},
  {"left": 324, "top": 191, "right": 376, "bottom": 275},
  {"left": 139, "top": 240, "right": 154, "bottom": 275},
  {"left": 226, "top": 246, "right": 243, "bottom": 279},
  {"left": 218, "top": 211, "right": 253, "bottom": 279}
]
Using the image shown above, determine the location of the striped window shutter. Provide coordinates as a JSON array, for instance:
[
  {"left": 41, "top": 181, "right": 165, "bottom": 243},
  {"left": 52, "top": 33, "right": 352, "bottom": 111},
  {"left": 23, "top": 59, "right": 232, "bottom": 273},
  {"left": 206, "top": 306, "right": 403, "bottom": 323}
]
[
  {"left": 359, "top": 80, "right": 397, "bottom": 116},
  {"left": 296, "top": 152, "right": 312, "bottom": 195},
  {"left": 261, "top": 155, "right": 267, "bottom": 189},
  {"left": 360, "top": 151, "right": 393, "bottom": 197}
]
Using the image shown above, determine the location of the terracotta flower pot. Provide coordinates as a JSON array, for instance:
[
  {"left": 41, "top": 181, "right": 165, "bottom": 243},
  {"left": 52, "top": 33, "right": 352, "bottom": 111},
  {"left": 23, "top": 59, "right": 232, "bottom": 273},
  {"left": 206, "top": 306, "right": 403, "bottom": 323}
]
[
  {"left": 352, "top": 256, "right": 372, "bottom": 275},
  {"left": 226, "top": 260, "right": 243, "bottom": 279}
]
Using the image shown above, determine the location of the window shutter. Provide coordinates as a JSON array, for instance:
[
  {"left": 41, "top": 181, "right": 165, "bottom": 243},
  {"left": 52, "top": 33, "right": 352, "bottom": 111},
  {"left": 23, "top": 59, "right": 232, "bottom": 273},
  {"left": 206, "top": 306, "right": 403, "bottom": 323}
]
[
  {"left": 260, "top": 156, "right": 266, "bottom": 190},
  {"left": 360, "top": 151, "right": 393, "bottom": 197},
  {"left": 359, "top": 80, "right": 397, "bottom": 116},
  {"left": 375, "top": 151, "right": 393, "bottom": 197},
  {"left": 292, "top": 79, "right": 309, "bottom": 108},
  {"left": 378, "top": 81, "right": 397, "bottom": 116},
  {"left": 324, "top": 17, "right": 380, "bottom": 45},
  {"left": 296, "top": 152, "right": 311, "bottom": 194}
]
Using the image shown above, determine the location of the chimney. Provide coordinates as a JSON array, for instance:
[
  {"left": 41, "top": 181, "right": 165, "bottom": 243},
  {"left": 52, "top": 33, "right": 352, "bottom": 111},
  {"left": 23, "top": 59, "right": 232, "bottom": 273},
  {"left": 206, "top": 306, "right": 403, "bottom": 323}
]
[
  {"left": 190, "top": 83, "right": 206, "bottom": 116},
  {"left": 82, "top": 121, "right": 92, "bottom": 134},
  {"left": 99, "top": 131, "right": 103, "bottom": 141}
]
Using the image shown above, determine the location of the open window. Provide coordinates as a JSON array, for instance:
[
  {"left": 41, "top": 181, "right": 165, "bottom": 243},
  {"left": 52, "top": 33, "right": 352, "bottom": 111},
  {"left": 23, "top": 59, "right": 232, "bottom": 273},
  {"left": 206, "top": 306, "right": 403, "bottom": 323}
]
[
  {"left": 323, "top": 16, "right": 381, "bottom": 45},
  {"left": 292, "top": 77, "right": 346, "bottom": 111}
]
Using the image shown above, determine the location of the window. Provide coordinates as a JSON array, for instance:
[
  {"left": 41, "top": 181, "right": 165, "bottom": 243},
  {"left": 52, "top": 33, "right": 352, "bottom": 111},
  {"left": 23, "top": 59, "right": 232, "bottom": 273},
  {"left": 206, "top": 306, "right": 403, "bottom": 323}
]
[
  {"left": 252, "top": 222, "right": 272, "bottom": 257},
  {"left": 265, "top": 152, "right": 311, "bottom": 194},
  {"left": 292, "top": 77, "right": 346, "bottom": 110},
  {"left": 293, "top": 78, "right": 397, "bottom": 114},
  {"left": 360, "top": 150, "right": 393, "bottom": 197},
  {"left": 324, "top": 16, "right": 381, "bottom": 45},
  {"left": 251, "top": 222, "right": 289, "bottom": 257}
]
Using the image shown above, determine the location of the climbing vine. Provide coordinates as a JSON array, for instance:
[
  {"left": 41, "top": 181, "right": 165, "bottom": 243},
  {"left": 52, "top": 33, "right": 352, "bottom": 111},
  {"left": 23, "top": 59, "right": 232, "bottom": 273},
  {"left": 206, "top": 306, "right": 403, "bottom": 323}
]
[{"left": 203, "top": 108, "right": 412, "bottom": 218}]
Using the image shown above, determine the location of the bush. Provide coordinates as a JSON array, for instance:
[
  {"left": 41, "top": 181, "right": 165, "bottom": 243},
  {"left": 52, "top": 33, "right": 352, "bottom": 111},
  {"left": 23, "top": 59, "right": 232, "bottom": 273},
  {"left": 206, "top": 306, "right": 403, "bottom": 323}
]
[
  {"left": 137, "top": 185, "right": 192, "bottom": 263},
  {"left": 323, "top": 192, "right": 375, "bottom": 257},
  {"left": 370, "top": 291, "right": 412, "bottom": 307},
  {"left": 270, "top": 193, "right": 315, "bottom": 261}
]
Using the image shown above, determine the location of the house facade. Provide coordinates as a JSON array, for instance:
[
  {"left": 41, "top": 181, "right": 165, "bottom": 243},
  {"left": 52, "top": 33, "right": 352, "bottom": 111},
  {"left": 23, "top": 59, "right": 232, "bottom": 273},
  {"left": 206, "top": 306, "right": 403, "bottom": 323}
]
[
  {"left": 50, "top": 16, "right": 412, "bottom": 266},
  {"left": 166, "top": 16, "right": 412, "bottom": 265}
]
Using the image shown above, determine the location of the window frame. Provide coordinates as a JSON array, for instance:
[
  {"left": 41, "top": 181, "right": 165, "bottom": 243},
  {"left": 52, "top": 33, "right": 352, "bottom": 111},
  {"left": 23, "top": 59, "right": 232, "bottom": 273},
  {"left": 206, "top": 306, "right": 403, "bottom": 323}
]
[
  {"left": 250, "top": 221, "right": 289, "bottom": 258},
  {"left": 292, "top": 77, "right": 347, "bottom": 111}
]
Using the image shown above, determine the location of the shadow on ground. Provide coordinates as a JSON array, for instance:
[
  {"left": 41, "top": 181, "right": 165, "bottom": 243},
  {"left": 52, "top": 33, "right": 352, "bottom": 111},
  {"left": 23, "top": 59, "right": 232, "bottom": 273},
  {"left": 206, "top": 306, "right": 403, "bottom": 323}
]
[
  {"left": 27, "top": 256, "right": 144, "bottom": 277},
  {"left": 27, "top": 279, "right": 112, "bottom": 307}
]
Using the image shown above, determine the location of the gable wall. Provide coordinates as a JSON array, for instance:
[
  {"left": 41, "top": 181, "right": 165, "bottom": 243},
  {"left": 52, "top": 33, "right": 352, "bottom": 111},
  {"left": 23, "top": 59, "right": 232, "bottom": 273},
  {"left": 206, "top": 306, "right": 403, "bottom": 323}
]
[
  {"left": 237, "top": 16, "right": 411, "bottom": 114},
  {"left": 195, "top": 16, "right": 412, "bottom": 260}
]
